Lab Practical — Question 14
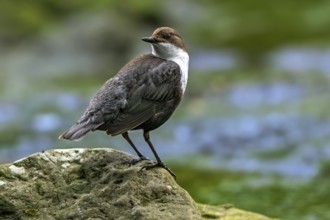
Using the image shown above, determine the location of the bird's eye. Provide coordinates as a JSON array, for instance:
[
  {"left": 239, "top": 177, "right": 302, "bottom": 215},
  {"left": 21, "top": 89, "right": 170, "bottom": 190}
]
[{"left": 163, "top": 33, "right": 171, "bottom": 39}]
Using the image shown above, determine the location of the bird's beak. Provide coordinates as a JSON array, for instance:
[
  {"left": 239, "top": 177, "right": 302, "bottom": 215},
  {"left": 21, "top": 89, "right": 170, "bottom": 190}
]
[{"left": 142, "top": 36, "right": 158, "bottom": 44}]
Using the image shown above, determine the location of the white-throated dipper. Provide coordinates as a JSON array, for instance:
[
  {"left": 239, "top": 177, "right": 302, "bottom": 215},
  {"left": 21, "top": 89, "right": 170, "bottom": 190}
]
[{"left": 59, "top": 27, "right": 189, "bottom": 178}]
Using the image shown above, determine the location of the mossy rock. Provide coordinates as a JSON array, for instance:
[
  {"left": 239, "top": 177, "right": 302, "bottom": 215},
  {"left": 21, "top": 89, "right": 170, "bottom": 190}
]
[
  {"left": 0, "top": 148, "right": 275, "bottom": 220},
  {"left": 198, "top": 203, "right": 276, "bottom": 220}
]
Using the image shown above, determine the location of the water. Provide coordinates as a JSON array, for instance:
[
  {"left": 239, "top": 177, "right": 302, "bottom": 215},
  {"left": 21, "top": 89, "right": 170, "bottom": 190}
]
[
  {"left": 268, "top": 47, "right": 330, "bottom": 74},
  {"left": 1, "top": 88, "right": 330, "bottom": 182}
]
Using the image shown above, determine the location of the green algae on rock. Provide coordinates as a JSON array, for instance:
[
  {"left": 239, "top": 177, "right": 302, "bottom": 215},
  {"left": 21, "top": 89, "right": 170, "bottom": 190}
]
[{"left": 198, "top": 204, "right": 276, "bottom": 220}]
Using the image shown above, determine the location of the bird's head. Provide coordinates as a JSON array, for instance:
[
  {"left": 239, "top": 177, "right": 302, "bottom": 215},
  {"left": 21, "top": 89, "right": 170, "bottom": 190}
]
[{"left": 142, "top": 27, "right": 188, "bottom": 60}]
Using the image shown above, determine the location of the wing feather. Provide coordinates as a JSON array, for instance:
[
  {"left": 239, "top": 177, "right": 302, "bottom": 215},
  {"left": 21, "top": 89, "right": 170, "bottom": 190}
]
[
  {"left": 60, "top": 54, "right": 182, "bottom": 139},
  {"left": 105, "top": 60, "right": 181, "bottom": 135}
]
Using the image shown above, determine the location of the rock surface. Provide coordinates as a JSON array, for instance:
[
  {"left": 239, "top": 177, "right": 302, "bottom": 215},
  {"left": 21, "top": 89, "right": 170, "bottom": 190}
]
[
  {"left": 0, "top": 148, "right": 274, "bottom": 220},
  {"left": 198, "top": 204, "right": 276, "bottom": 220}
]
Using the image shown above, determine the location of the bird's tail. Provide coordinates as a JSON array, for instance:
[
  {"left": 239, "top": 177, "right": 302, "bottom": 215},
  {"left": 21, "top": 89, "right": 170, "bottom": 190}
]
[{"left": 59, "top": 121, "right": 96, "bottom": 141}]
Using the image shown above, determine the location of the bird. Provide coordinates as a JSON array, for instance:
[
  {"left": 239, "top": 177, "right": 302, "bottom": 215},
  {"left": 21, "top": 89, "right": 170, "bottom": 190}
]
[{"left": 59, "top": 27, "right": 189, "bottom": 178}]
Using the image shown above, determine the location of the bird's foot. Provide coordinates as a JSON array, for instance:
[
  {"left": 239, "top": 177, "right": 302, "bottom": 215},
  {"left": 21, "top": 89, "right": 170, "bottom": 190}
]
[
  {"left": 129, "top": 156, "right": 149, "bottom": 166},
  {"left": 141, "top": 162, "right": 176, "bottom": 179}
]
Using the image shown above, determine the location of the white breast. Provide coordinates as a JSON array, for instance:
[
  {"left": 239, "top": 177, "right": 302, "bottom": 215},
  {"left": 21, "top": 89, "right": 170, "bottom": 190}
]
[
  {"left": 151, "top": 43, "right": 189, "bottom": 93},
  {"left": 170, "top": 51, "right": 189, "bottom": 93}
]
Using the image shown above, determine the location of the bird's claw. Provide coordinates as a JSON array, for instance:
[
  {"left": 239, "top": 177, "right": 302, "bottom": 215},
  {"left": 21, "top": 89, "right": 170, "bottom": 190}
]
[{"left": 141, "top": 162, "right": 176, "bottom": 179}]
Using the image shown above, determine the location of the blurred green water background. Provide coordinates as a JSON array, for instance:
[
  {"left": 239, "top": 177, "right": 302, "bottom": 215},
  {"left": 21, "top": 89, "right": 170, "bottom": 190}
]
[{"left": 1, "top": 0, "right": 330, "bottom": 219}]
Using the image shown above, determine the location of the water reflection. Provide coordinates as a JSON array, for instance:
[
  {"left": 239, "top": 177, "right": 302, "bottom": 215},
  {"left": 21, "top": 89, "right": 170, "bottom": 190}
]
[
  {"left": 168, "top": 115, "right": 330, "bottom": 179},
  {"left": 269, "top": 47, "right": 330, "bottom": 74},
  {"left": 190, "top": 50, "right": 240, "bottom": 71},
  {"left": 0, "top": 102, "right": 18, "bottom": 126},
  {"left": 229, "top": 83, "right": 304, "bottom": 107},
  {"left": 3, "top": 87, "right": 328, "bottom": 180}
]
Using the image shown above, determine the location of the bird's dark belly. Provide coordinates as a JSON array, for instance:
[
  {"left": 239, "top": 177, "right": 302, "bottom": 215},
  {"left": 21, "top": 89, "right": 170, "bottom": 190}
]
[{"left": 133, "top": 97, "right": 181, "bottom": 132}]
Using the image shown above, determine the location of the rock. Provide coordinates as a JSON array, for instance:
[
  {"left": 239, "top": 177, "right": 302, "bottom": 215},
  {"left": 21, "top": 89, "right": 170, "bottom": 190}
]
[
  {"left": 0, "top": 148, "right": 275, "bottom": 220},
  {"left": 198, "top": 204, "right": 276, "bottom": 220},
  {"left": 0, "top": 148, "right": 200, "bottom": 219}
]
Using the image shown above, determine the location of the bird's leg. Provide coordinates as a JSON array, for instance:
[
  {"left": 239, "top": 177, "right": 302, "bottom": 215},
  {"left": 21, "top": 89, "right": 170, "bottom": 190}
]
[
  {"left": 122, "top": 132, "right": 149, "bottom": 165},
  {"left": 141, "top": 131, "right": 176, "bottom": 178}
]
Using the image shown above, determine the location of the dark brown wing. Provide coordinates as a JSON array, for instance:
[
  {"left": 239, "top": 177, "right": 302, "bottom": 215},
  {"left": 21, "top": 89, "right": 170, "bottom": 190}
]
[
  {"left": 106, "top": 60, "right": 182, "bottom": 135},
  {"left": 59, "top": 54, "right": 181, "bottom": 140}
]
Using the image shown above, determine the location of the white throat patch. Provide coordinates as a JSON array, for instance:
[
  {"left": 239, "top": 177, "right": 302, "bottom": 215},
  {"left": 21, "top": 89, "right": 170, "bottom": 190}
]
[{"left": 151, "top": 43, "right": 189, "bottom": 93}]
